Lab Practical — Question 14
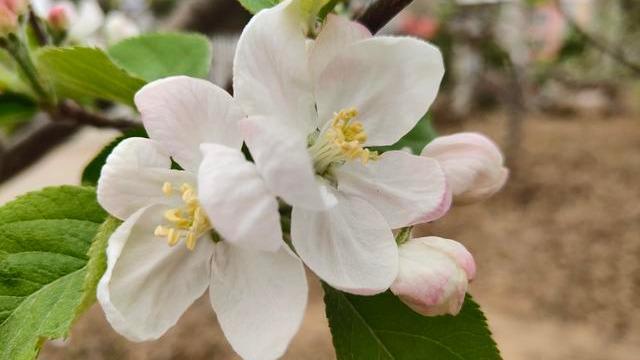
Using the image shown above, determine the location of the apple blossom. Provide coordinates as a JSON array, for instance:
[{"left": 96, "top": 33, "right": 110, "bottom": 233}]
[
  {"left": 421, "top": 132, "right": 508, "bottom": 204},
  {"left": 104, "top": 11, "right": 139, "bottom": 44},
  {"left": 47, "top": 5, "right": 68, "bottom": 31},
  {"left": 97, "top": 76, "right": 307, "bottom": 360},
  {"left": 33, "top": 0, "right": 104, "bottom": 42},
  {"left": 234, "top": 0, "right": 449, "bottom": 295},
  {"left": 391, "top": 236, "right": 476, "bottom": 316}
]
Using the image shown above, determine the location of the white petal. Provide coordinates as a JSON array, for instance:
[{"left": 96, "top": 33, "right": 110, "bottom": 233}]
[
  {"left": 335, "top": 150, "right": 450, "bottom": 227},
  {"left": 210, "top": 242, "right": 307, "bottom": 360},
  {"left": 233, "top": 0, "right": 316, "bottom": 135},
  {"left": 31, "top": 0, "right": 53, "bottom": 17},
  {"left": 421, "top": 132, "right": 508, "bottom": 204},
  {"left": 415, "top": 236, "right": 476, "bottom": 280},
  {"left": 97, "top": 137, "right": 195, "bottom": 220},
  {"left": 309, "top": 14, "right": 371, "bottom": 86},
  {"left": 198, "top": 143, "right": 282, "bottom": 252},
  {"left": 97, "top": 205, "right": 214, "bottom": 341},
  {"left": 68, "top": 0, "right": 103, "bottom": 40},
  {"left": 104, "top": 11, "right": 140, "bottom": 45},
  {"left": 315, "top": 37, "right": 444, "bottom": 146},
  {"left": 134, "top": 76, "right": 244, "bottom": 172},
  {"left": 291, "top": 192, "right": 398, "bottom": 295},
  {"left": 240, "top": 116, "right": 336, "bottom": 210}
]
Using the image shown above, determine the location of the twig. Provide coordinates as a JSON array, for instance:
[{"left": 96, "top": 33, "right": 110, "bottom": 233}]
[
  {"left": 356, "top": 0, "right": 413, "bottom": 34},
  {"left": 166, "top": 0, "right": 251, "bottom": 33},
  {"left": 0, "top": 120, "right": 79, "bottom": 183},
  {"left": 555, "top": 0, "right": 640, "bottom": 75},
  {"left": 53, "top": 101, "right": 140, "bottom": 131},
  {"left": 28, "top": 7, "right": 49, "bottom": 46}
]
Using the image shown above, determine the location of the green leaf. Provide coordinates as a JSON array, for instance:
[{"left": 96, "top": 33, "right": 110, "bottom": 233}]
[
  {"left": 108, "top": 33, "right": 213, "bottom": 82},
  {"left": 76, "top": 216, "right": 120, "bottom": 315},
  {"left": 0, "top": 186, "right": 109, "bottom": 360},
  {"left": 324, "top": 285, "right": 502, "bottom": 360},
  {"left": 37, "top": 47, "right": 146, "bottom": 107},
  {"left": 0, "top": 93, "right": 37, "bottom": 128},
  {"left": 81, "top": 128, "right": 148, "bottom": 186},
  {"left": 237, "top": 0, "right": 280, "bottom": 14},
  {"left": 372, "top": 114, "right": 438, "bottom": 155}
]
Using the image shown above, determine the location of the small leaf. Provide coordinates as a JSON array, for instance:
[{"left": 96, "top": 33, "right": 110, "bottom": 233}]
[
  {"left": 324, "top": 285, "right": 502, "bottom": 360},
  {"left": 0, "top": 93, "right": 37, "bottom": 128},
  {"left": 108, "top": 33, "right": 213, "bottom": 82},
  {"left": 372, "top": 114, "right": 438, "bottom": 155},
  {"left": 81, "top": 128, "right": 148, "bottom": 186},
  {"left": 0, "top": 186, "right": 108, "bottom": 360},
  {"left": 75, "top": 216, "right": 120, "bottom": 316},
  {"left": 237, "top": 0, "right": 280, "bottom": 14},
  {"left": 37, "top": 47, "right": 146, "bottom": 107}
]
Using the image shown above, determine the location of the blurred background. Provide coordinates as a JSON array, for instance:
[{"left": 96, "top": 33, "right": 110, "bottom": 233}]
[{"left": 1, "top": 0, "right": 639, "bottom": 359}]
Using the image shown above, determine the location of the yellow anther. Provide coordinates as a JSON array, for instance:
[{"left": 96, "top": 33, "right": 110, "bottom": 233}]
[
  {"left": 154, "top": 182, "right": 212, "bottom": 251},
  {"left": 162, "top": 182, "right": 173, "bottom": 196},
  {"left": 308, "top": 107, "right": 379, "bottom": 174},
  {"left": 167, "top": 228, "right": 180, "bottom": 246}
]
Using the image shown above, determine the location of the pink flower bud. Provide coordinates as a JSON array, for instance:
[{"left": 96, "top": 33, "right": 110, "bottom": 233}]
[
  {"left": 47, "top": 5, "right": 69, "bottom": 31},
  {"left": 421, "top": 132, "right": 508, "bottom": 205},
  {"left": 391, "top": 236, "right": 475, "bottom": 316},
  {"left": 0, "top": 3, "right": 17, "bottom": 35},
  {"left": 1, "top": 0, "right": 26, "bottom": 17}
]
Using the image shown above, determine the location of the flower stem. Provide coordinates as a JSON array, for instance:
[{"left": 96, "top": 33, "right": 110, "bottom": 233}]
[
  {"left": 395, "top": 226, "right": 413, "bottom": 245},
  {"left": 0, "top": 34, "right": 52, "bottom": 105}
]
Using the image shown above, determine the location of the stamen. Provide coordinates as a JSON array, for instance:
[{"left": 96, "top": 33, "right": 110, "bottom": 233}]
[
  {"left": 308, "top": 107, "right": 379, "bottom": 174},
  {"left": 154, "top": 182, "right": 212, "bottom": 250},
  {"left": 162, "top": 182, "right": 173, "bottom": 196}
]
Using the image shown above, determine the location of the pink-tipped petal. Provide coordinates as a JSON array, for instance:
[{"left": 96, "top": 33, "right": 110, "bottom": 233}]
[
  {"left": 335, "top": 150, "right": 450, "bottom": 228},
  {"left": 422, "top": 132, "right": 508, "bottom": 205}
]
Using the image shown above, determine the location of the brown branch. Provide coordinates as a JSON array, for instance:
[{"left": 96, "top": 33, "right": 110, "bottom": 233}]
[
  {"left": 28, "top": 7, "right": 49, "bottom": 46},
  {"left": 356, "top": 0, "right": 413, "bottom": 34},
  {"left": 555, "top": 0, "right": 640, "bottom": 75},
  {"left": 53, "top": 101, "right": 140, "bottom": 131},
  {"left": 0, "top": 102, "right": 140, "bottom": 184},
  {"left": 0, "top": 121, "right": 79, "bottom": 183},
  {"left": 166, "top": 0, "right": 251, "bottom": 34}
]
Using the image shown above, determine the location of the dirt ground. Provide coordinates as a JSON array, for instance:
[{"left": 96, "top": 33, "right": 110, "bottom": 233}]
[{"left": 4, "top": 111, "right": 638, "bottom": 359}]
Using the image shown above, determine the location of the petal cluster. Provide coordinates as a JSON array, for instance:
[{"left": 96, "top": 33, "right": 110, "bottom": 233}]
[
  {"left": 97, "top": 76, "right": 307, "bottom": 360},
  {"left": 234, "top": 0, "right": 449, "bottom": 295},
  {"left": 96, "top": 0, "right": 508, "bottom": 356}
]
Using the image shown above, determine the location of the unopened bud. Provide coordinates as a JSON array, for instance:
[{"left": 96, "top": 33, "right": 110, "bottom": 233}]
[
  {"left": 47, "top": 5, "right": 69, "bottom": 31},
  {"left": 391, "top": 236, "right": 476, "bottom": 316},
  {"left": 421, "top": 132, "right": 508, "bottom": 205},
  {"left": 0, "top": 2, "right": 18, "bottom": 36},
  {"left": 4, "top": 0, "right": 27, "bottom": 16}
]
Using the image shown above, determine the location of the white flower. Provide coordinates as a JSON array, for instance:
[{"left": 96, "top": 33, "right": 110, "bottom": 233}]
[
  {"left": 104, "top": 11, "right": 139, "bottom": 45},
  {"left": 233, "top": 0, "right": 449, "bottom": 295},
  {"left": 34, "top": 0, "right": 104, "bottom": 42},
  {"left": 97, "top": 76, "right": 307, "bottom": 360},
  {"left": 391, "top": 236, "right": 476, "bottom": 316},
  {"left": 421, "top": 132, "right": 508, "bottom": 204}
]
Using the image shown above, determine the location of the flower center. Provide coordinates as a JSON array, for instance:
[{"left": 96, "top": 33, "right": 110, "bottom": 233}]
[
  {"left": 154, "top": 182, "right": 212, "bottom": 250},
  {"left": 308, "top": 107, "right": 378, "bottom": 175}
]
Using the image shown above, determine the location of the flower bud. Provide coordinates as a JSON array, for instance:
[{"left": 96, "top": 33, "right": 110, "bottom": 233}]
[
  {"left": 421, "top": 132, "right": 508, "bottom": 205},
  {"left": 4, "top": 0, "right": 27, "bottom": 16},
  {"left": 47, "top": 5, "right": 69, "bottom": 31},
  {"left": 391, "top": 236, "right": 475, "bottom": 316},
  {"left": 0, "top": 2, "right": 18, "bottom": 35}
]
